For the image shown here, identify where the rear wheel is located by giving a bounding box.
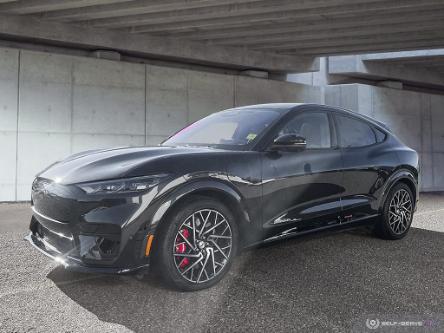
[155,196,238,291]
[376,183,414,240]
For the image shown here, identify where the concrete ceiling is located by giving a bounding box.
[0,0,444,72]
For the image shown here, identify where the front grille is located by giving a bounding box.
[31,178,77,223]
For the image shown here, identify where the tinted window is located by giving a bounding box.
[336,115,376,148]
[163,108,280,148]
[278,112,331,149]
[375,128,387,143]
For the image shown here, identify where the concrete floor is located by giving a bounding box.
[0,194,443,332]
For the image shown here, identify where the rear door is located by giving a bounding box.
[333,113,388,222]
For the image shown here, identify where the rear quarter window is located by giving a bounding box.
[374,128,387,143]
[335,115,377,148]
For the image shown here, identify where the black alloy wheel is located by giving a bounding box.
[376,183,414,240]
[154,196,239,291]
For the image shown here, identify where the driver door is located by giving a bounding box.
[261,108,344,240]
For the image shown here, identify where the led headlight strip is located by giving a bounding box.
[77,174,169,194]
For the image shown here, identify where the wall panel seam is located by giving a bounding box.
[69,60,74,154]
[14,50,21,201]
[144,65,147,145]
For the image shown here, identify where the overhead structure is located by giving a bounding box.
[361,50,444,76]
[0,0,444,72]
[328,49,444,90]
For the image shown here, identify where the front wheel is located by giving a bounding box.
[155,196,239,291]
[376,183,414,240]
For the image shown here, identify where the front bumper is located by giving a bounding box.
[25,232,149,274]
[27,176,159,274]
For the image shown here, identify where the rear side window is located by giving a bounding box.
[335,115,376,148]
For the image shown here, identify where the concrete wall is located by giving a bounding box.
[0,47,321,201]
[325,84,444,191]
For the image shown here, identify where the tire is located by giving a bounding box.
[154,195,239,291]
[376,183,414,240]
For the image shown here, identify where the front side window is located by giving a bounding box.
[162,108,280,149]
[335,115,376,148]
[277,112,331,149]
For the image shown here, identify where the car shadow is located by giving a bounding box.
[48,227,444,332]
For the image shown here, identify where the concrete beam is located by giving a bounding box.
[361,51,444,74]
[0,0,133,14]
[284,39,444,56]
[127,0,443,33]
[328,54,444,88]
[41,0,262,21]
[0,14,318,73]
[88,0,393,28]
[163,9,444,41]
[253,30,444,51]
[211,20,444,46]
[361,49,444,62]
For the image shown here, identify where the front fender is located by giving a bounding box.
[147,176,252,235]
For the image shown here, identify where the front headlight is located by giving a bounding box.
[76,174,169,195]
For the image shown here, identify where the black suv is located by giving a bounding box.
[27,103,419,290]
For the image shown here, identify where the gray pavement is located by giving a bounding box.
[0,194,443,332]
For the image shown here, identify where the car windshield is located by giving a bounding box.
[162,108,281,149]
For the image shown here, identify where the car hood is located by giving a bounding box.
[37,145,225,185]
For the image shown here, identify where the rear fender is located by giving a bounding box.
[378,169,418,213]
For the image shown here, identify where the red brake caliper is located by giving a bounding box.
[176,228,190,269]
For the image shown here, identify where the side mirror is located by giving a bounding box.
[271,134,306,151]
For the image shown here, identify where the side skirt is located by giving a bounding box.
[246,214,380,248]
